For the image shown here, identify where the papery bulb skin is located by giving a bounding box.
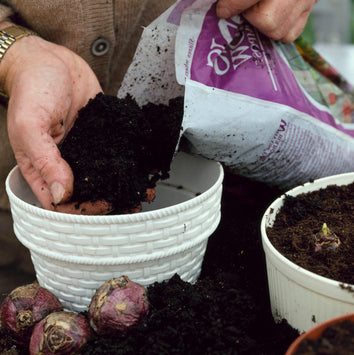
[29,311,94,355]
[88,275,149,335]
[0,282,63,344]
[312,223,341,252]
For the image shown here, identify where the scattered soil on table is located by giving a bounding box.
[0,172,301,354]
[59,93,183,214]
[266,181,354,284]
[0,92,316,354]
[294,319,354,354]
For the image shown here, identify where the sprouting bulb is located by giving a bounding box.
[312,223,341,252]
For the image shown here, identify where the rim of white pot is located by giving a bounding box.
[261,172,354,301]
[6,152,224,224]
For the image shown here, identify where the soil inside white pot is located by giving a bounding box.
[266,181,354,285]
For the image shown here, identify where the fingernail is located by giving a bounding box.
[50,181,65,205]
[217,6,232,18]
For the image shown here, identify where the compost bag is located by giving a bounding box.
[118,0,354,190]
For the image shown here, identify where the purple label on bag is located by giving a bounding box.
[188,3,353,136]
[190,6,281,99]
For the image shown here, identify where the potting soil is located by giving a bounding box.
[267,182,354,285]
[0,94,304,354]
[59,93,183,213]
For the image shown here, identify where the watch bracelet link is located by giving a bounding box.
[0,25,37,99]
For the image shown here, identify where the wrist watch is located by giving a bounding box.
[0,25,37,98]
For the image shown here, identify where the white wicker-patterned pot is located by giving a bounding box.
[6,152,223,312]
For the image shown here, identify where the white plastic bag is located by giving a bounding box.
[119,0,354,189]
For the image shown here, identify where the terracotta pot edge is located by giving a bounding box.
[285,313,354,354]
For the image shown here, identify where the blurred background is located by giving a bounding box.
[302,0,353,44]
[301,0,354,84]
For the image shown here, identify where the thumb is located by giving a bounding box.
[15,135,74,210]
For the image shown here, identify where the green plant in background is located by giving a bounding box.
[301,14,316,45]
[351,0,354,42]
[300,1,354,44]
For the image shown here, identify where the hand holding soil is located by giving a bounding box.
[1,31,103,211]
[0,21,182,216]
[58,93,183,215]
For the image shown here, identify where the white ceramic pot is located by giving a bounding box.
[261,172,354,333]
[6,152,223,312]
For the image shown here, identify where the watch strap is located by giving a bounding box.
[0,25,37,99]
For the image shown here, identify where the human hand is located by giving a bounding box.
[0,25,103,212]
[1,24,157,215]
[216,0,317,43]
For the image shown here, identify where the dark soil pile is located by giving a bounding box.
[267,182,354,284]
[142,98,184,179]
[294,319,354,354]
[0,173,301,355]
[59,93,183,213]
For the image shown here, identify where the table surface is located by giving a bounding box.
[314,43,354,86]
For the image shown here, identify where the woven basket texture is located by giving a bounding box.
[11,187,221,263]
[32,240,208,312]
[6,153,223,312]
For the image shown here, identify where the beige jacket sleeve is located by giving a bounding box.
[109,0,175,94]
[0,0,175,92]
[0,4,13,22]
